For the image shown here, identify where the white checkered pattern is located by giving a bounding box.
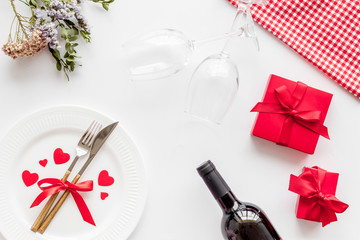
[227,0,360,99]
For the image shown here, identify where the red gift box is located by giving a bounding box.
[251,74,333,154]
[289,166,348,227]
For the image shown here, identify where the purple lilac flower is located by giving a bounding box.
[75,12,91,33]
[47,1,75,20]
[49,0,63,10]
[38,22,59,49]
[31,1,91,47]
[34,8,43,18]
[31,8,44,29]
[47,0,82,21]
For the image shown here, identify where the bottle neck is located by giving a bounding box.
[197,160,242,213]
[218,191,239,213]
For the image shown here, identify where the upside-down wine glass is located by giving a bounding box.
[122,0,267,81]
[185,0,267,124]
[122,29,243,81]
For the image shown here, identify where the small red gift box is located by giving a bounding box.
[251,74,333,154]
[289,166,348,227]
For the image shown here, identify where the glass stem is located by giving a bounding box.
[221,8,247,56]
[192,28,245,49]
[191,7,250,55]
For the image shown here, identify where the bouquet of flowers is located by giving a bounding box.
[2,0,113,80]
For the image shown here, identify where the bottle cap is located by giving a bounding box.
[197,160,216,177]
[197,160,231,199]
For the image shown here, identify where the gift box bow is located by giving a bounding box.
[289,166,349,227]
[251,81,329,146]
[31,178,95,226]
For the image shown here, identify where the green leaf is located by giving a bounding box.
[73,28,79,36]
[42,0,51,5]
[70,62,75,72]
[50,48,61,61]
[29,0,39,7]
[56,61,62,71]
[61,27,71,39]
[32,0,39,6]
[102,3,109,10]
[65,43,71,52]
[66,56,75,62]
[64,20,76,28]
[68,35,78,42]
[69,46,75,54]
[80,31,91,43]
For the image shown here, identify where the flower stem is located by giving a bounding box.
[10,0,29,39]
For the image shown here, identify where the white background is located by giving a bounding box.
[0,0,359,239]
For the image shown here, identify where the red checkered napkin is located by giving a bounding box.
[228,0,360,99]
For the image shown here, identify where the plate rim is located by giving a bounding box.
[0,105,148,240]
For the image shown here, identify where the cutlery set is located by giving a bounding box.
[30,120,118,234]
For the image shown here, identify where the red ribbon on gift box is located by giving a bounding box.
[31,178,95,226]
[251,82,329,146]
[289,166,348,227]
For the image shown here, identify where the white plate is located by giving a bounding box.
[0,106,147,240]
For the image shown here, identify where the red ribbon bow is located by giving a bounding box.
[251,82,329,146]
[289,167,348,227]
[31,178,96,226]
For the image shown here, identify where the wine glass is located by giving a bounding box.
[122,0,267,81]
[122,29,194,81]
[122,0,267,122]
[185,1,267,124]
[184,52,239,124]
[121,0,263,81]
[123,27,249,81]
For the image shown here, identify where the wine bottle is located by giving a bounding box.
[197,160,282,240]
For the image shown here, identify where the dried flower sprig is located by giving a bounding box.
[3,0,114,80]
[2,0,47,59]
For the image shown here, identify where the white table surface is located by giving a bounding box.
[0,0,359,239]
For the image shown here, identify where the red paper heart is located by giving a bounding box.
[53,148,70,165]
[22,170,39,187]
[100,192,109,200]
[39,159,48,167]
[98,170,114,186]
